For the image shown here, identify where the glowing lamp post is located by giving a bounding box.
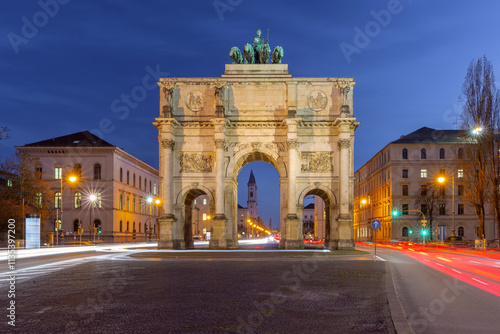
[89,194,97,243]
[438,169,455,244]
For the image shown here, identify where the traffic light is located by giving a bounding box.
[98,226,102,234]
[421,229,427,236]
[392,208,399,217]
[409,229,413,235]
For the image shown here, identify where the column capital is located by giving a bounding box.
[287,139,300,150]
[337,138,351,149]
[214,138,225,149]
[160,139,175,150]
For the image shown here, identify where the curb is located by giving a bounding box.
[385,261,414,334]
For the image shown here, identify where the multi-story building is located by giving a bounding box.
[354,127,495,243]
[16,131,159,243]
[302,197,326,239]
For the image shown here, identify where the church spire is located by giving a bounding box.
[248,169,256,185]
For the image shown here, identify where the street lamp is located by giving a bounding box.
[57,169,77,246]
[89,194,97,243]
[438,168,455,244]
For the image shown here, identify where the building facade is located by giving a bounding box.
[354,127,496,243]
[16,131,159,243]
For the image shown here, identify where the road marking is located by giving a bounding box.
[375,255,385,261]
[472,278,489,285]
[435,262,444,267]
[470,261,482,264]
[452,257,461,260]
[420,252,428,255]
[452,269,462,274]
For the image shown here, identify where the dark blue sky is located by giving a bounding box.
[2,0,500,227]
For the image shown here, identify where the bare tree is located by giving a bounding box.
[0,126,9,142]
[459,56,500,242]
[414,182,442,240]
[0,152,55,236]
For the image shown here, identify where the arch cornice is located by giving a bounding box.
[175,183,215,205]
[297,183,337,206]
[230,145,286,179]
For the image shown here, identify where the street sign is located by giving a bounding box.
[371,219,381,230]
[88,225,93,230]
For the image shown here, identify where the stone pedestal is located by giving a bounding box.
[209,216,227,248]
[158,215,184,249]
[340,105,350,117]
[280,215,304,249]
[215,105,225,118]
[162,105,172,118]
[334,215,354,250]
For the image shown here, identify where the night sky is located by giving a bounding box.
[2,0,500,227]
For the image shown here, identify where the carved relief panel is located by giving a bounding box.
[300,152,333,172]
[179,152,213,173]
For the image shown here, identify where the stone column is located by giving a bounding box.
[214,138,225,217]
[338,138,350,218]
[158,138,180,249]
[336,137,354,249]
[287,139,299,216]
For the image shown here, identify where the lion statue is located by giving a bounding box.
[229,47,244,64]
[257,44,271,64]
[243,43,255,64]
[271,46,284,64]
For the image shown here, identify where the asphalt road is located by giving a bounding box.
[1,250,395,334]
[358,245,500,334]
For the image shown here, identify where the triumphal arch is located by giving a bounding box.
[155,35,358,250]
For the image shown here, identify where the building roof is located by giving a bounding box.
[391,127,464,144]
[303,203,315,209]
[238,204,246,209]
[248,169,256,184]
[23,131,115,147]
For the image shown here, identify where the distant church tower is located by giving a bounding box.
[247,170,258,218]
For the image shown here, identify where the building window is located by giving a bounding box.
[54,166,62,180]
[402,169,408,178]
[139,223,142,233]
[420,169,427,178]
[120,168,123,182]
[457,226,464,237]
[127,171,130,185]
[74,192,82,208]
[35,165,43,179]
[120,220,123,232]
[421,185,427,196]
[94,193,102,208]
[154,183,157,195]
[55,192,61,209]
[93,164,101,180]
[421,204,427,215]
[457,204,464,215]
[421,148,426,159]
[150,181,152,193]
[133,198,136,212]
[74,219,80,232]
[458,185,464,196]
[74,164,81,177]
[127,221,130,232]
[144,178,147,190]
[402,148,408,160]
[127,196,130,211]
[439,203,446,215]
[203,213,207,221]
[458,148,464,159]
[133,173,136,187]
[119,194,123,210]
[439,148,445,159]
[34,192,42,208]
[133,222,136,233]
[402,185,408,196]
[203,198,207,205]
[139,176,142,189]
[458,169,463,178]
[402,204,408,215]
[402,227,409,237]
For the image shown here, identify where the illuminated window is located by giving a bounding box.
[34,192,42,208]
[457,169,463,178]
[420,169,427,178]
[154,183,157,195]
[127,196,130,211]
[203,198,207,205]
[54,166,62,180]
[119,194,123,210]
[203,213,207,220]
[74,192,82,208]
[94,193,102,208]
[55,192,61,209]
[133,198,136,212]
